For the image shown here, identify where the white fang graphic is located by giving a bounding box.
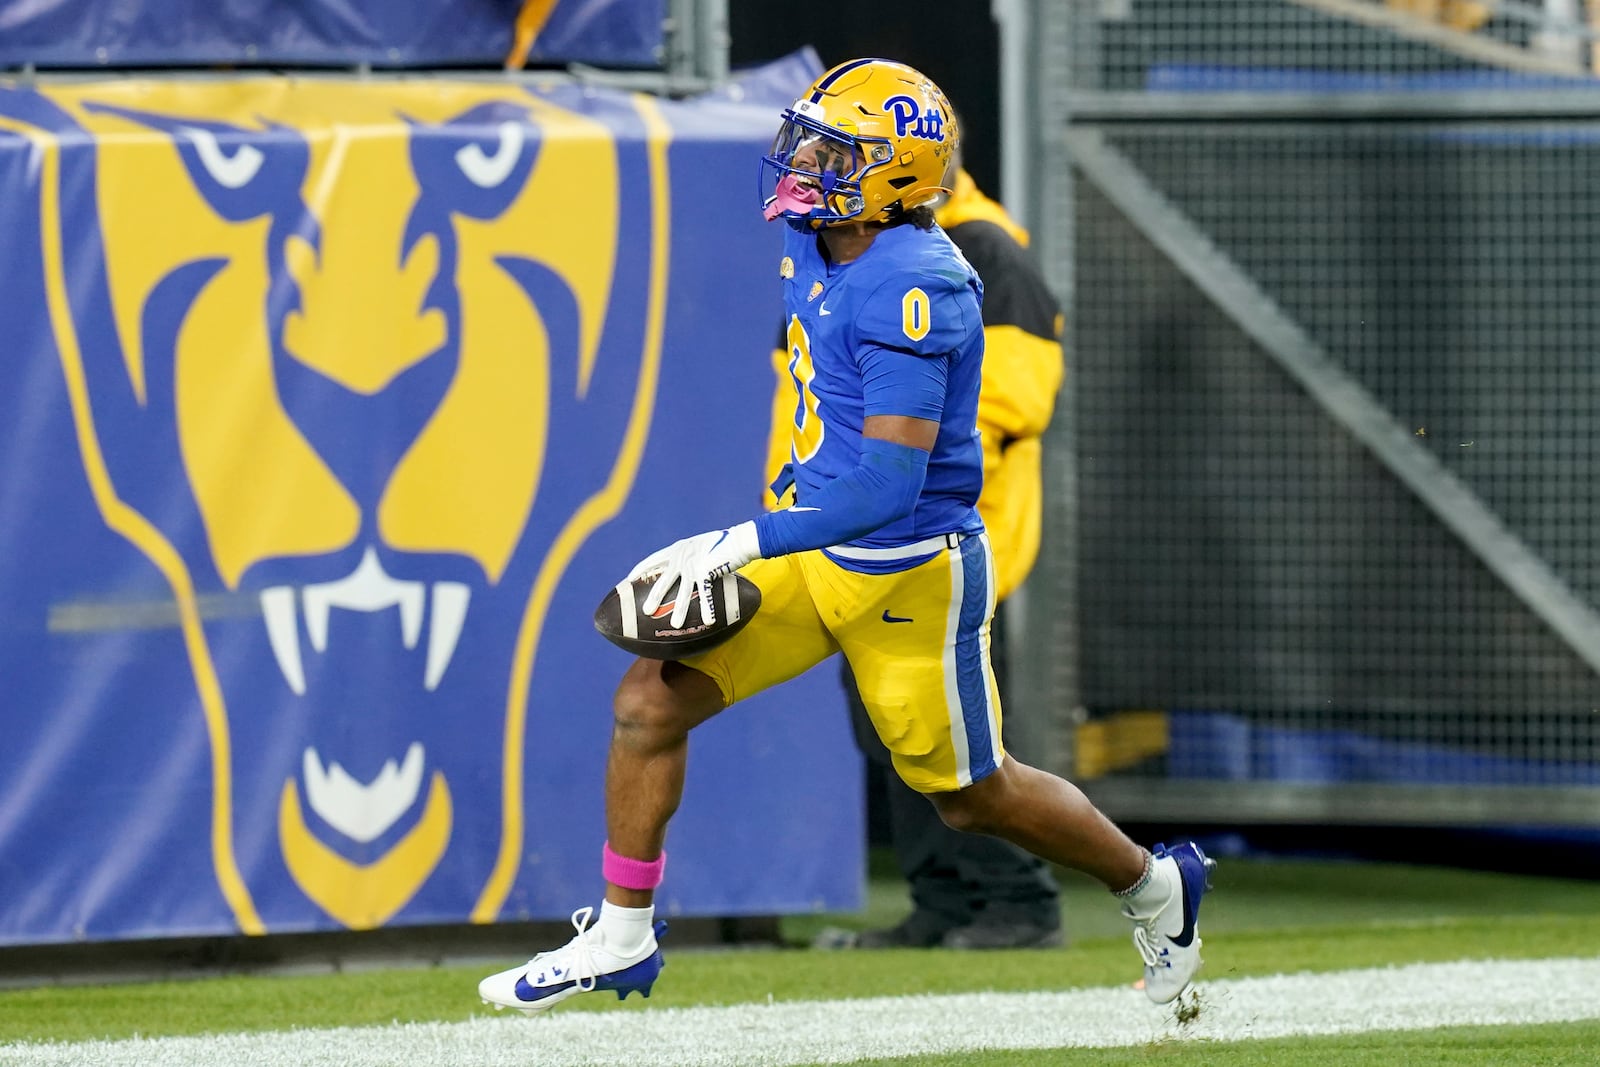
[260,586,306,695]
[259,546,470,693]
[302,742,426,843]
[425,582,471,691]
[303,547,424,654]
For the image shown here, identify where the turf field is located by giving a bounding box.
[2,856,1599,1065]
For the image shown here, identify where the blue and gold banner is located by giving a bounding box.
[0,0,663,69]
[0,70,858,944]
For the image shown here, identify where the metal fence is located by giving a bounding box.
[1013,0,1600,827]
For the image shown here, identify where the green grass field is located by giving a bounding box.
[3,855,1600,1065]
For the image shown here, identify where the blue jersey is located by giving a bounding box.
[777,221,986,571]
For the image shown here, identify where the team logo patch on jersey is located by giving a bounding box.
[883,93,947,143]
[780,256,794,279]
[808,280,824,302]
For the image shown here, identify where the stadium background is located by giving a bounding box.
[1,0,1598,968]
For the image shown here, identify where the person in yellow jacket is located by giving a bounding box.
[764,167,1067,949]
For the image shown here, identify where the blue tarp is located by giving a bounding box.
[1170,711,1600,787]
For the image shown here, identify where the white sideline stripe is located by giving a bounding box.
[6,956,1600,1067]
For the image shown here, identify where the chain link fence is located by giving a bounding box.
[1020,0,1600,825]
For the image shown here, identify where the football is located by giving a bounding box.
[593,571,762,660]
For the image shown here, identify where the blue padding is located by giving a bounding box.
[1146,64,1596,93]
[709,48,825,107]
[0,60,865,946]
[1427,128,1600,146]
[1169,710,1600,787]
[0,0,665,68]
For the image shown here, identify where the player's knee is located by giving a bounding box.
[612,663,690,743]
[928,766,1017,836]
[928,789,1001,836]
[612,659,716,747]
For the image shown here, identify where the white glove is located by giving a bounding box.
[627,521,762,629]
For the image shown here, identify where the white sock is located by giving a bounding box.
[1118,852,1178,918]
[595,900,654,955]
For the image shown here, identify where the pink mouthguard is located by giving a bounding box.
[763,173,821,220]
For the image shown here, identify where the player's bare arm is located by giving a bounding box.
[863,413,938,451]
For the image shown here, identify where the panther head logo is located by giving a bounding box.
[0,81,669,931]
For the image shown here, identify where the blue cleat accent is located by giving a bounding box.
[480,913,669,1015]
[1159,842,1213,949]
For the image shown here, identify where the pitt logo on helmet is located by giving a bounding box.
[760,58,960,228]
[883,94,946,143]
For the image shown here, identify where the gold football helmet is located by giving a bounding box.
[761,58,960,227]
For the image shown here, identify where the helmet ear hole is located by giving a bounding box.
[887,175,918,189]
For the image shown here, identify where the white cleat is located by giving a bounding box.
[1123,841,1216,1005]
[478,906,668,1016]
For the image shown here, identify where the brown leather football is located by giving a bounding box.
[593,571,762,659]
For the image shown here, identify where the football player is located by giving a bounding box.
[479,58,1213,1014]
[786,156,1069,952]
